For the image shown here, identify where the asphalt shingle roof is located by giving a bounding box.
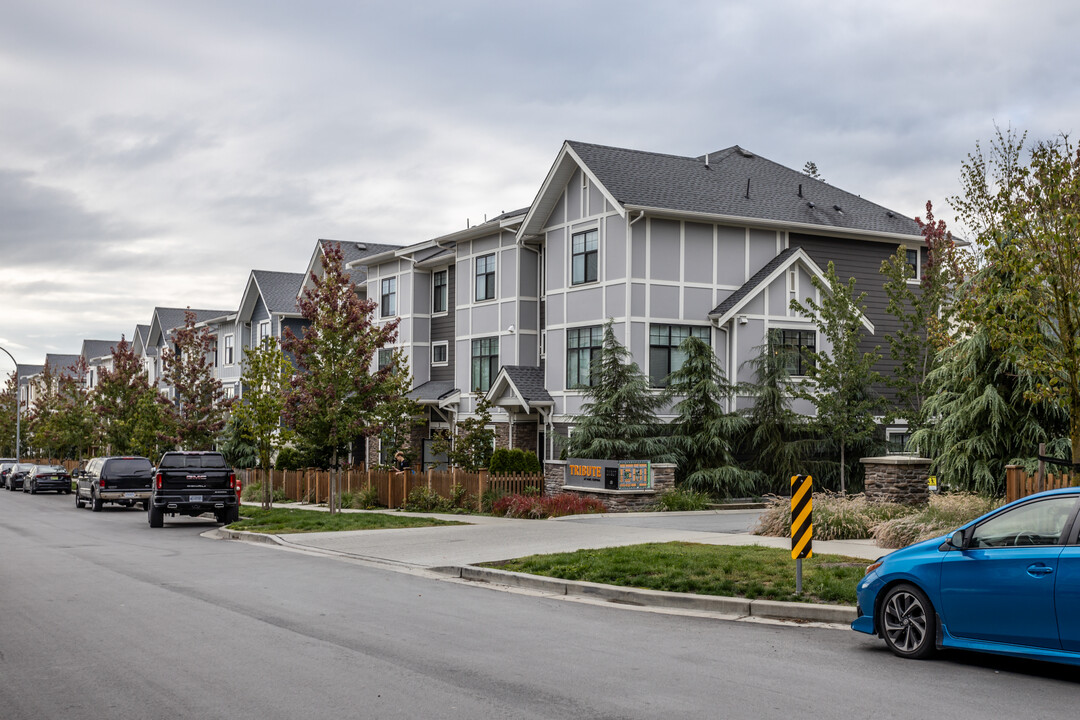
[567,141,922,238]
[251,270,305,314]
[81,339,119,361]
[501,365,553,405]
[44,354,80,377]
[710,246,799,318]
[407,380,459,404]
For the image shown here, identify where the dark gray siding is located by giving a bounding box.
[281,318,308,367]
[430,265,455,382]
[790,233,925,407]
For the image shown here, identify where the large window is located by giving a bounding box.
[769,328,816,377]
[433,270,448,314]
[381,277,397,317]
[571,229,598,285]
[649,325,710,387]
[567,326,603,388]
[475,254,495,301]
[471,337,499,392]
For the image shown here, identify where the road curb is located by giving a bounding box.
[433,565,856,624]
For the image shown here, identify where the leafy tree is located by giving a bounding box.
[431,392,496,472]
[565,320,667,461]
[662,336,757,497]
[93,337,164,458]
[283,243,399,512]
[233,337,294,508]
[0,372,17,457]
[371,348,424,469]
[952,128,1080,467]
[910,327,1069,495]
[27,363,64,458]
[791,261,883,493]
[54,357,95,460]
[159,310,232,449]
[879,201,969,433]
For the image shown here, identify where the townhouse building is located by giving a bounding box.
[357,140,926,465]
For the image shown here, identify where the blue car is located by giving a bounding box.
[852,487,1080,666]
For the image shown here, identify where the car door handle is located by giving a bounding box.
[1027,564,1054,577]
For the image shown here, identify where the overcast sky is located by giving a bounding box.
[2,0,1079,368]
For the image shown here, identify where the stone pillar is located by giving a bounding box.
[860,456,932,505]
[544,460,566,496]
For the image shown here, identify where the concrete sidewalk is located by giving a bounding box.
[218,506,887,625]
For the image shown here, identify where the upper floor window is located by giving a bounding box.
[906,248,920,282]
[433,270,448,314]
[567,326,603,388]
[224,335,235,365]
[571,229,599,285]
[377,348,394,371]
[381,277,397,317]
[471,337,498,392]
[257,320,271,346]
[768,328,816,377]
[432,342,448,366]
[475,254,495,301]
[649,325,710,387]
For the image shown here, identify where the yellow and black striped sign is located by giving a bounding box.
[791,474,813,559]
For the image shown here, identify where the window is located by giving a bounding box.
[433,270,448,314]
[886,429,910,454]
[475,254,495,301]
[381,277,397,317]
[471,337,498,392]
[970,497,1078,548]
[432,342,448,366]
[567,326,603,388]
[224,335,234,365]
[906,248,920,282]
[571,229,598,285]
[211,339,218,368]
[377,348,394,371]
[650,325,710,387]
[257,320,271,346]
[769,328,816,377]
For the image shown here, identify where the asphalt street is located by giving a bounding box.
[2,490,1078,720]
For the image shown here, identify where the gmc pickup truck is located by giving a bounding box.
[148,451,240,528]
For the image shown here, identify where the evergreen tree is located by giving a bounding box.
[283,243,399,512]
[234,336,294,508]
[662,336,756,497]
[219,414,259,470]
[371,348,424,468]
[159,310,232,449]
[791,261,882,493]
[565,320,666,461]
[93,337,164,458]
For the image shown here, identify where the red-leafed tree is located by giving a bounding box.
[94,337,165,458]
[283,243,399,513]
[159,310,232,450]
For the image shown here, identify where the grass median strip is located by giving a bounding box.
[230,506,466,534]
[485,542,867,605]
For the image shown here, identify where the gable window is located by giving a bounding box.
[768,328,816,377]
[475,254,495,301]
[432,342,448,366]
[257,320,271,346]
[567,325,603,388]
[571,229,599,285]
[650,325,710,387]
[381,277,397,317]
[433,270,448,314]
[471,337,498,392]
[224,335,234,365]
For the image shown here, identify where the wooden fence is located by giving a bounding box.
[237,467,544,510]
[1005,465,1077,503]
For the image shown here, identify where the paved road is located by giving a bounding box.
[2,490,1078,720]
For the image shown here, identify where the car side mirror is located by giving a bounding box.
[947,530,967,550]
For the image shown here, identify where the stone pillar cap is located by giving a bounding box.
[860,455,932,465]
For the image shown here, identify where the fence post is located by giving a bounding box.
[1005,465,1022,504]
[478,469,488,512]
[1038,443,1046,494]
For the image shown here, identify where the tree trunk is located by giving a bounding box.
[840,441,846,495]
[262,465,271,510]
[330,448,338,514]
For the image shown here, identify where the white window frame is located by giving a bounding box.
[475,254,496,303]
[257,320,271,346]
[431,342,449,366]
[224,334,235,365]
[905,247,921,285]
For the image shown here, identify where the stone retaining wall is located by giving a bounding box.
[543,460,675,512]
[861,456,932,505]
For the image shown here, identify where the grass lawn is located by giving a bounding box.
[230,506,466,534]
[487,542,868,605]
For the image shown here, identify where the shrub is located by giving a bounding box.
[241,481,288,504]
[489,448,542,475]
[656,489,712,511]
[403,486,453,513]
[753,492,912,541]
[872,493,1002,548]
[492,492,606,519]
[274,446,304,471]
[340,486,382,510]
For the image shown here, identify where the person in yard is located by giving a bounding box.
[393,451,410,475]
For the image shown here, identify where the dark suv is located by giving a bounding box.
[149,451,240,528]
[76,456,154,511]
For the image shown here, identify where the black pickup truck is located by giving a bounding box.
[148,451,240,528]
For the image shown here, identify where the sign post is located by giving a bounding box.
[790,474,813,596]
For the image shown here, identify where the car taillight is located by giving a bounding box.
[230,472,239,497]
[99,478,105,489]
[156,473,162,489]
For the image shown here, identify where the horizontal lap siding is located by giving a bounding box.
[430,266,456,382]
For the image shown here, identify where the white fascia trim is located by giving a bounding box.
[622,204,924,246]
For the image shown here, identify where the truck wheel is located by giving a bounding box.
[91,492,103,512]
[148,505,164,528]
[75,491,86,509]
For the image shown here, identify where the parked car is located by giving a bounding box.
[6,463,34,491]
[0,461,16,487]
[75,456,154,511]
[148,451,240,528]
[852,487,1080,667]
[24,465,72,494]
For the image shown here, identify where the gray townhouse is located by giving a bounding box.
[355,140,925,465]
[21,354,81,413]
[145,307,234,397]
[79,339,121,393]
[130,324,153,381]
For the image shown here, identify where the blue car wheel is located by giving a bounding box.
[880,583,937,659]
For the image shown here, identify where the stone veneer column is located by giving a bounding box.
[860,456,932,505]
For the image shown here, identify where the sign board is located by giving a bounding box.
[566,459,652,491]
[790,474,813,560]
[928,475,938,492]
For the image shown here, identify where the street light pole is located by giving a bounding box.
[0,345,19,462]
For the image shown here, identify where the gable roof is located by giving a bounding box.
[80,339,120,362]
[147,307,234,347]
[485,365,553,413]
[520,140,923,242]
[239,270,305,320]
[407,380,460,407]
[301,240,403,291]
[708,246,874,333]
[43,353,81,377]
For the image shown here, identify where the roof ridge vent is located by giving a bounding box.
[356,243,367,251]
[735,146,755,158]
